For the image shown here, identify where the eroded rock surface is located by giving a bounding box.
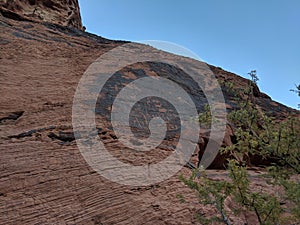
[0,0,84,30]
[0,2,299,225]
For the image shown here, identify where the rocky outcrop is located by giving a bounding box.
[0,3,299,224]
[0,0,84,30]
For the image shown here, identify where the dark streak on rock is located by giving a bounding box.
[48,131,75,142]
[0,8,32,22]
[0,111,24,123]
[8,125,56,139]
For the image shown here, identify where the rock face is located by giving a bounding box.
[0,2,299,225]
[0,0,84,30]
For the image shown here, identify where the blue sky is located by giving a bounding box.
[78,0,300,109]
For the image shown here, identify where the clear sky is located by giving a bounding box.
[78,0,300,109]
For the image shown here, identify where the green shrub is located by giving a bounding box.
[180,71,300,224]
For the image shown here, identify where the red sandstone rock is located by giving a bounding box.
[0,0,84,30]
[0,1,299,224]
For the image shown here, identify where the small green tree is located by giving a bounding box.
[180,160,283,225]
[290,84,300,108]
[290,84,300,97]
[180,71,300,224]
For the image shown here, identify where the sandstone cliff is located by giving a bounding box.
[0,0,84,30]
[0,1,299,224]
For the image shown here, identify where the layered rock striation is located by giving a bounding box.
[0,0,84,30]
[0,1,299,224]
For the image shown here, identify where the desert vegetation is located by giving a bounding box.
[180,71,300,224]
